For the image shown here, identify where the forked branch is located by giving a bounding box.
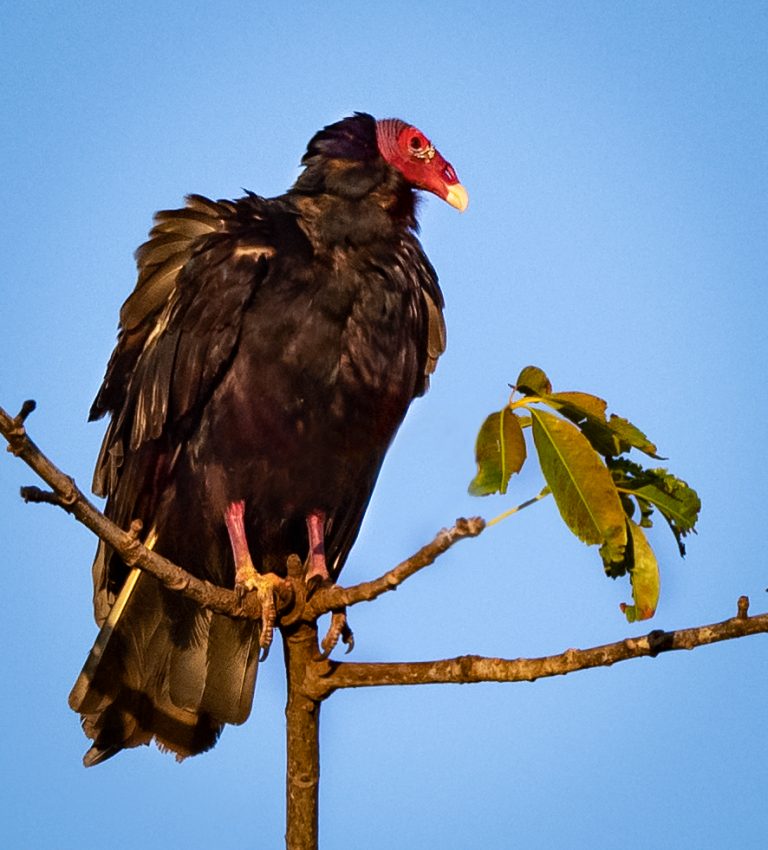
[3,398,768,702]
[0,400,480,627]
[5,398,768,850]
[306,515,485,617]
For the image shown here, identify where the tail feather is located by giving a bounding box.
[199,613,260,724]
[70,568,259,765]
[168,607,260,724]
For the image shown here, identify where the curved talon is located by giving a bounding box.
[320,608,353,658]
[341,620,355,654]
[256,579,276,659]
[258,637,272,663]
[235,570,285,659]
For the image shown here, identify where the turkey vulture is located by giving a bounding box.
[69,112,467,765]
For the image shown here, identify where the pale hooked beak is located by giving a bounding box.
[444,182,469,212]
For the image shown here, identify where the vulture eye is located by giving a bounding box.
[406,131,435,161]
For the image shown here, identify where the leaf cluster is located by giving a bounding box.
[469,366,701,622]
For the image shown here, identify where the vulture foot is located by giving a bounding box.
[244,571,287,660]
[320,608,354,658]
[303,510,354,656]
[226,499,285,659]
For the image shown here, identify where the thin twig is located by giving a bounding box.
[486,486,550,527]
[306,516,486,617]
[20,485,67,506]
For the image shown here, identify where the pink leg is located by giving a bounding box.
[224,500,258,588]
[223,500,285,657]
[304,509,355,657]
[305,509,329,582]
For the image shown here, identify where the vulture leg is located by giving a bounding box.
[305,510,355,657]
[224,500,284,658]
[305,509,329,582]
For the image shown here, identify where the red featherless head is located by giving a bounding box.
[375,119,468,212]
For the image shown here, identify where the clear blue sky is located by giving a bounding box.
[2,2,767,848]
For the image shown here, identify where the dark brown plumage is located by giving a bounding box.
[69,112,466,765]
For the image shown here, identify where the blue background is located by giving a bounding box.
[1,2,766,848]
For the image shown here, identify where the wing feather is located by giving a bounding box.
[90,193,277,628]
[93,194,274,475]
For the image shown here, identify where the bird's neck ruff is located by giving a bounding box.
[290,162,418,248]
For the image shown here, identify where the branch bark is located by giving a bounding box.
[0,402,285,621]
[1,400,481,629]
[306,516,485,617]
[305,596,767,699]
[283,624,322,850]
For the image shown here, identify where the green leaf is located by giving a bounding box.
[542,393,659,459]
[630,475,700,556]
[608,458,700,556]
[469,409,527,496]
[530,408,627,562]
[606,415,661,458]
[546,391,608,421]
[620,521,660,622]
[549,393,622,457]
[515,366,552,397]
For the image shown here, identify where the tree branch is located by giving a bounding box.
[283,623,322,850]
[2,401,474,629]
[0,401,284,621]
[304,597,768,699]
[306,516,485,617]
[5,400,768,713]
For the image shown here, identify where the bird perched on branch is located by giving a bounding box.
[69,112,467,765]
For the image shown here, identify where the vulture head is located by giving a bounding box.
[295,112,468,215]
